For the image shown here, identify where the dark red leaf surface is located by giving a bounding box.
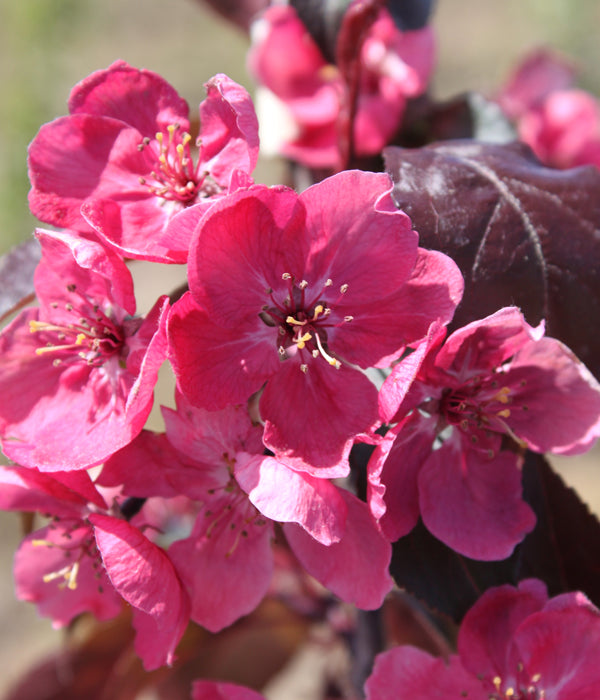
[0,238,40,322]
[384,141,600,379]
[390,452,600,622]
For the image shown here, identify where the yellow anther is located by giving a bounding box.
[282,272,292,280]
[182,132,192,147]
[325,279,333,286]
[167,124,176,137]
[286,315,305,326]
[155,132,164,143]
[531,674,541,683]
[340,284,349,293]
[315,333,340,368]
[494,386,511,404]
[176,144,184,157]
[493,677,502,690]
[75,333,86,345]
[311,305,324,320]
[66,561,80,590]
[31,539,54,547]
[295,332,312,349]
[497,408,511,418]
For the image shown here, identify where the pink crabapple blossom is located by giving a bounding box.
[28,61,259,263]
[497,48,600,170]
[364,579,600,700]
[167,169,464,470]
[0,464,190,670]
[97,390,394,632]
[369,307,600,560]
[0,229,169,471]
[247,4,435,169]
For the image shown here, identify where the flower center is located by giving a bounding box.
[32,520,105,594]
[441,376,512,432]
[487,671,545,699]
[29,283,125,367]
[259,272,354,373]
[137,123,221,205]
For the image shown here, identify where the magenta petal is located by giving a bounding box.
[510,599,600,698]
[419,436,536,560]
[14,522,122,628]
[168,292,278,409]
[506,336,600,455]
[163,392,263,466]
[458,579,548,680]
[168,510,274,632]
[234,453,347,544]
[378,322,445,422]
[0,466,105,516]
[435,307,542,379]
[187,185,304,323]
[284,490,393,609]
[28,115,149,231]
[35,228,136,316]
[199,74,260,183]
[192,681,266,700]
[68,60,190,136]
[81,198,181,263]
[98,431,182,498]
[91,513,189,669]
[158,201,213,261]
[261,361,379,469]
[365,647,485,700]
[367,413,434,541]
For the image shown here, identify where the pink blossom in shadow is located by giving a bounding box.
[0,464,189,670]
[497,48,600,170]
[97,391,394,630]
[248,4,434,169]
[365,579,600,699]
[370,307,600,559]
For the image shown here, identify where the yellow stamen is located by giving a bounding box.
[295,332,312,349]
[314,333,340,368]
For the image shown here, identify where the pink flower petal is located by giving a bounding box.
[68,59,190,136]
[261,360,379,469]
[91,513,190,669]
[168,506,274,632]
[365,646,485,700]
[418,436,536,560]
[234,453,347,544]
[284,489,393,609]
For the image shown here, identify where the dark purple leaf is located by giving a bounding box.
[291,0,352,62]
[384,141,600,379]
[387,0,436,30]
[0,238,40,321]
[390,452,600,622]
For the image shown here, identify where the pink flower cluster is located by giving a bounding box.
[1,19,600,691]
[248,4,435,169]
[497,48,600,170]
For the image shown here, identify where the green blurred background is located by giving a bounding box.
[1,0,599,256]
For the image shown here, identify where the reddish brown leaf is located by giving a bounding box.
[385,141,600,379]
